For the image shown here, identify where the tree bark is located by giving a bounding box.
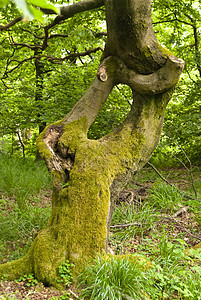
[0,0,184,287]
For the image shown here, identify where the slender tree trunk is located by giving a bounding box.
[0,0,184,287]
[34,50,47,160]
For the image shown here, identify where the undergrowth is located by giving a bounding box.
[0,154,51,209]
[0,157,201,299]
[0,155,52,262]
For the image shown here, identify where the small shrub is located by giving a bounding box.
[15,274,38,287]
[57,260,73,287]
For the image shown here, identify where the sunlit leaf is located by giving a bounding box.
[27,0,60,14]
[29,4,44,22]
[0,0,9,8]
[13,0,34,20]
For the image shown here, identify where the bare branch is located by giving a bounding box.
[37,47,103,62]
[45,0,105,31]
[21,29,69,40]
[2,47,103,78]
[2,57,34,78]
[172,206,189,218]
[84,26,107,37]
[10,42,43,50]
[153,18,194,27]
[165,132,198,199]
[49,33,69,39]
[147,162,172,186]
[21,28,44,40]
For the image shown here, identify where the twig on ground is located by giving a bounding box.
[147,162,172,186]
[172,206,189,218]
[110,222,142,229]
[68,289,80,299]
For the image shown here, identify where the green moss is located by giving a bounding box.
[154,41,173,57]
[58,117,88,153]
[0,245,34,281]
[36,119,65,161]
[105,253,152,271]
[57,121,144,276]
[0,114,146,287]
[193,242,201,250]
[36,129,53,161]
[143,41,173,62]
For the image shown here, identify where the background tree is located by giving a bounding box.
[0,0,184,287]
[0,0,106,156]
[151,0,201,165]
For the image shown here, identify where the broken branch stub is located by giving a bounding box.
[97,65,108,82]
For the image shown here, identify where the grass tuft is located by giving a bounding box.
[78,255,150,300]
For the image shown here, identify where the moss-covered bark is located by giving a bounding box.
[0,0,185,288]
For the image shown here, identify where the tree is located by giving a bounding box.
[0,1,106,156]
[0,0,184,287]
[150,0,201,165]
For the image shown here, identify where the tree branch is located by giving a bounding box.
[0,16,22,31]
[120,55,185,95]
[147,162,172,186]
[45,0,105,31]
[153,18,193,27]
[2,47,103,78]
[10,42,43,50]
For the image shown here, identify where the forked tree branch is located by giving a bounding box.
[2,47,103,78]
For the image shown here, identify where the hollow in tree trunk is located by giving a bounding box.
[0,0,184,287]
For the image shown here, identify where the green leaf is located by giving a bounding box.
[29,4,44,22]
[13,0,34,20]
[27,0,60,14]
[0,0,9,8]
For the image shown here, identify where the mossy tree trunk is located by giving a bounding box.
[0,0,184,287]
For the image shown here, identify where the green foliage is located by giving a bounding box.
[15,273,38,287]
[0,154,51,262]
[57,260,73,287]
[88,85,132,139]
[0,0,59,21]
[78,255,150,300]
[78,241,201,300]
[50,292,71,300]
[149,182,183,213]
[151,0,201,166]
[147,237,201,299]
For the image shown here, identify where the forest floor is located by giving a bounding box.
[0,166,201,299]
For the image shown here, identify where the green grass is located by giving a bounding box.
[149,182,183,213]
[0,155,52,262]
[0,154,51,209]
[0,156,201,299]
[0,196,51,262]
[78,241,201,300]
[111,201,159,242]
[78,255,151,300]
